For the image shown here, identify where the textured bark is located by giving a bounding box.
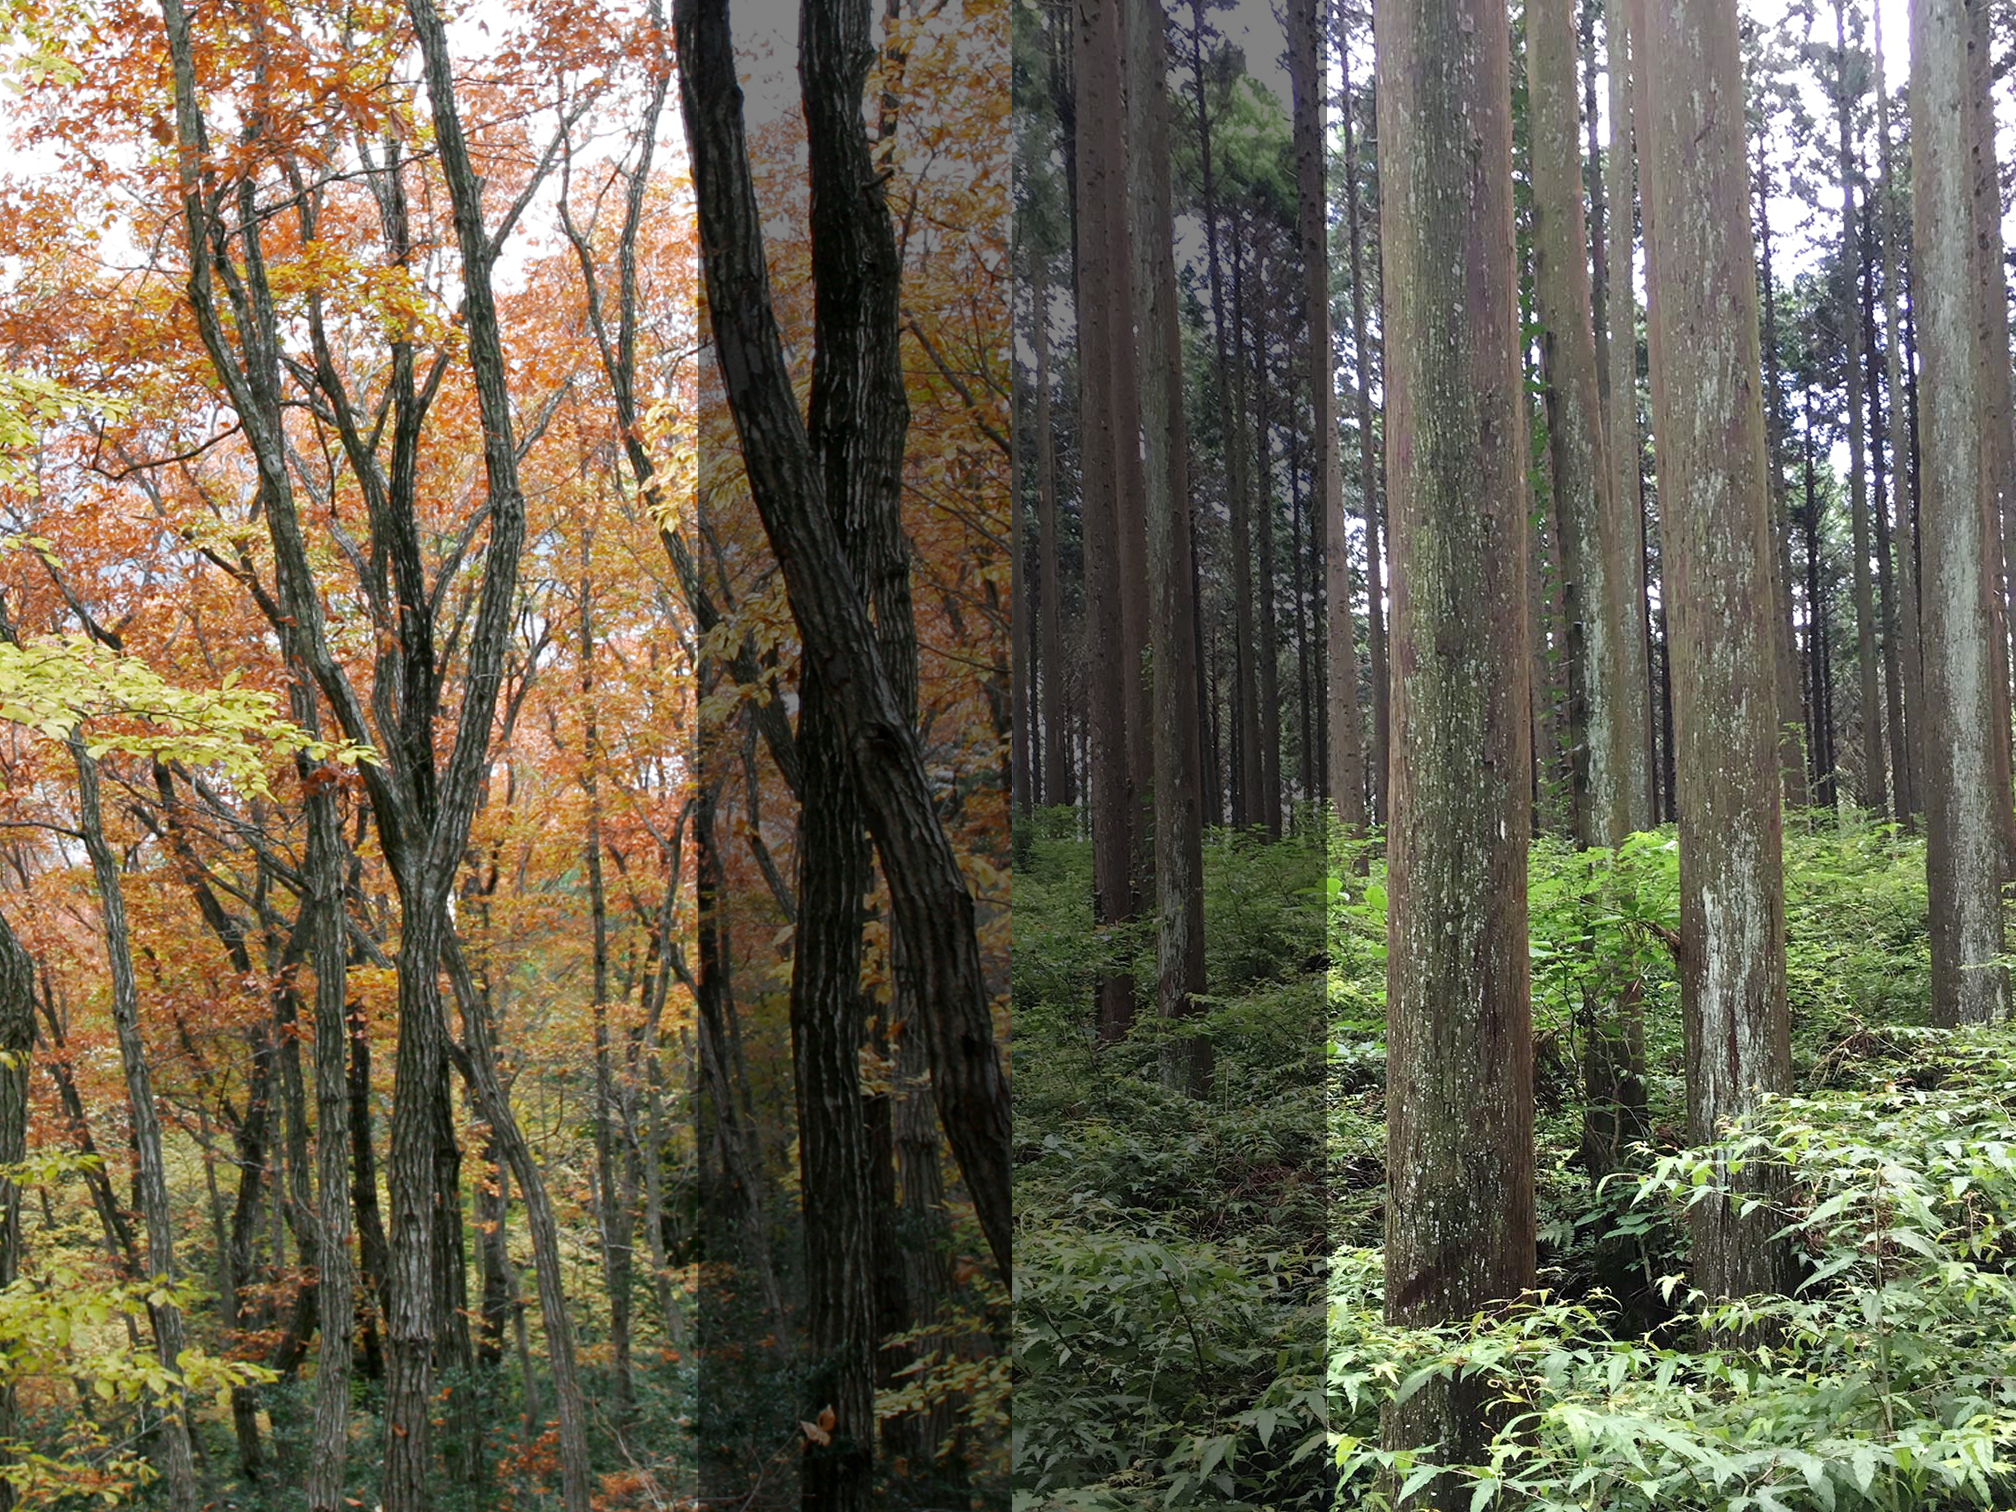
[1312,10,1367,838]
[1872,0,1922,824]
[1341,28,1389,825]
[1756,153,1810,811]
[1915,0,2011,1024]
[1531,0,1627,847]
[1640,0,1795,1299]
[1076,0,1141,1036]
[1253,312,1285,840]
[73,746,199,1510]
[1127,0,1211,1092]
[1035,263,1073,809]
[1965,0,2016,868]
[1865,225,1910,827]
[1229,236,1265,827]
[674,0,1012,1278]
[1375,0,1536,1480]
[0,906,30,1512]
[1835,2,1886,815]
[1603,0,1656,830]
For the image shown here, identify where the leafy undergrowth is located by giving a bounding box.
[1332,1019,2016,1510]
[1016,811,2016,1511]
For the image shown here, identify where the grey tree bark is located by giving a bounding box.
[1640,0,1796,1298]
[1915,0,2011,1024]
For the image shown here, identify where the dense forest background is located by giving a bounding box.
[1012,0,2016,1502]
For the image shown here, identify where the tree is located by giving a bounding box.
[1530,0,1627,846]
[1640,0,1794,1299]
[1376,0,1536,1480]
[1311,0,1367,838]
[673,0,1012,1298]
[1913,0,2010,1025]
[1832,0,1885,816]
[1128,0,1210,1092]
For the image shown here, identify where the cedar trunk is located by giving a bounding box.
[1375,0,1537,1483]
[1640,0,1795,1299]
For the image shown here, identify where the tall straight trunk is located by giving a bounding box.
[1640,0,1794,1299]
[1756,152,1810,810]
[0,908,31,1512]
[1836,0,1886,814]
[72,746,199,1511]
[1128,0,1212,1092]
[1914,0,2010,1023]
[1965,0,2016,869]
[1375,0,1536,1479]
[1229,234,1264,826]
[1805,399,1838,806]
[1865,218,1910,823]
[1873,0,1922,824]
[1602,0,1656,832]
[1078,0,1141,1038]
[1292,430,1317,806]
[348,999,389,1382]
[580,591,638,1434]
[1341,28,1389,824]
[1035,263,1073,809]
[1253,316,1285,840]
[1531,0,1628,846]
[1313,25,1368,840]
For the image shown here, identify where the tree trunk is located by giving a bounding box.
[1229,233,1264,827]
[1756,151,1810,810]
[1603,0,1656,830]
[1035,261,1073,810]
[1640,0,1795,1299]
[1865,216,1910,826]
[1872,0,1923,825]
[1915,0,2011,1024]
[1968,0,2016,871]
[1341,26,1389,825]
[1129,0,1212,1092]
[1313,13,1368,839]
[1077,0,1142,1037]
[675,0,1013,1278]
[1836,0,1886,815]
[1532,0,1628,847]
[0,907,31,1512]
[1375,0,1536,1482]
[72,746,200,1511]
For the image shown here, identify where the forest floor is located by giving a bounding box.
[1012,811,2016,1511]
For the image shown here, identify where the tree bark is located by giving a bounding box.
[673,0,1012,1278]
[1836,0,1886,815]
[1340,23,1389,826]
[1375,0,1536,1480]
[72,745,199,1511]
[0,906,31,1512]
[1872,0,1923,824]
[1128,0,1212,1092]
[1640,0,1795,1300]
[1532,0,1629,847]
[1915,0,2011,1024]
[1756,149,1810,811]
[1311,9,1367,839]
